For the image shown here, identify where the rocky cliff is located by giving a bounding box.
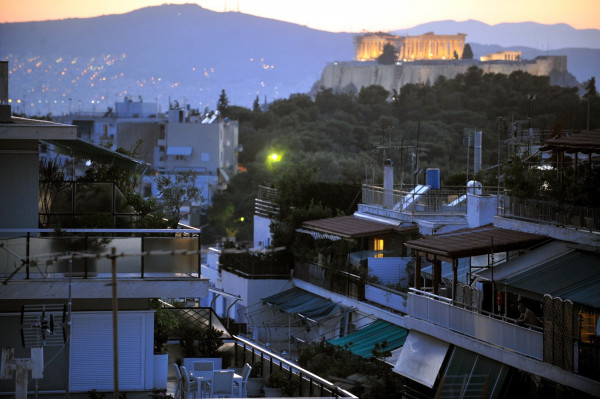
[312,57,578,96]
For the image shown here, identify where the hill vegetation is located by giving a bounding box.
[203,67,599,242]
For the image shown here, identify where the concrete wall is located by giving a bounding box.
[0,140,39,229]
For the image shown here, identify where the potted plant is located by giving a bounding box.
[180,325,225,370]
[152,300,179,389]
[264,370,299,397]
[246,361,264,397]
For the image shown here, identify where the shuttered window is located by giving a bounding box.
[70,311,152,391]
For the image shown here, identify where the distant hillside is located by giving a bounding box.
[0,4,354,115]
[393,20,600,50]
[0,6,597,116]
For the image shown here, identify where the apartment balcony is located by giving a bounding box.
[0,229,208,301]
[406,288,543,360]
[497,195,600,232]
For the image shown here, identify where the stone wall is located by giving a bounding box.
[313,56,572,96]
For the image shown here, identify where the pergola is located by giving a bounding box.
[404,225,548,298]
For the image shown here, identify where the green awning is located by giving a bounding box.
[327,319,408,358]
[503,249,600,308]
[262,288,344,322]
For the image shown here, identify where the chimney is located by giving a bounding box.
[0,61,11,122]
[384,159,394,208]
[474,130,482,174]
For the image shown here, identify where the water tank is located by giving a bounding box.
[467,180,483,195]
[426,168,440,189]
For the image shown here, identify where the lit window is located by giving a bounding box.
[374,239,384,258]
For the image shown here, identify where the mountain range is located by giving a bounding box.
[0,4,598,116]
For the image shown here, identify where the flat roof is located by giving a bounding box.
[300,215,417,240]
[404,224,549,259]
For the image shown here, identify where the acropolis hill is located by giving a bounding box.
[312,32,575,96]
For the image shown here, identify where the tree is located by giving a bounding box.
[155,171,203,228]
[252,95,261,113]
[377,43,398,65]
[461,43,474,60]
[583,77,598,98]
[217,89,230,116]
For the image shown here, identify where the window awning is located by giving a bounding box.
[475,240,571,282]
[262,287,346,322]
[327,319,408,358]
[503,248,600,308]
[393,331,450,388]
[166,146,192,156]
[43,138,146,170]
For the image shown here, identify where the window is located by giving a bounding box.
[374,238,384,258]
[201,152,210,162]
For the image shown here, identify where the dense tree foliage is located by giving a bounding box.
[205,67,597,242]
[377,43,398,65]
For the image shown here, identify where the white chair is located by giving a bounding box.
[209,370,234,398]
[180,365,198,399]
[233,363,252,398]
[192,361,214,397]
[171,363,183,399]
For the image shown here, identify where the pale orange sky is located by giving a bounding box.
[0,0,599,31]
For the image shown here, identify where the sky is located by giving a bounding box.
[1,0,599,31]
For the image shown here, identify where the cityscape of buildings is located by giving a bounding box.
[0,17,599,399]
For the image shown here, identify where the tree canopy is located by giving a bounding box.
[377,43,398,65]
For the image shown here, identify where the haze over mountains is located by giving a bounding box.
[0,4,598,116]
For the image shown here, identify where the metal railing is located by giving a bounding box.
[498,195,600,231]
[0,229,202,279]
[232,335,358,398]
[408,288,543,360]
[361,184,490,213]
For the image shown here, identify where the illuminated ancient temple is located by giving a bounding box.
[355,32,467,61]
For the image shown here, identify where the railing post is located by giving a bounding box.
[141,236,145,278]
[25,232,30,280]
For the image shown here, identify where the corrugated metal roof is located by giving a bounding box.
[404,224,549,259]
[327,319,408,358]
[503,249,600,309]
[300,215,417,240]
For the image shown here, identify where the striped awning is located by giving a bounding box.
[327,319,408,358]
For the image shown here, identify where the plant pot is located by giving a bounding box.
[153,353,169,389]
[246,377,264,397]
[263,386,283,397]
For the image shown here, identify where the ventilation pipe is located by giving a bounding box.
[384,159,394,208]
[474,131,482,174]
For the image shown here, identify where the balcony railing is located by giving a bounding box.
[232,335,357,398]
[498,195,600,231]
[361,184,483,214]
[408,288,543,360]
[0,229,202,280]
[293,260,365,300]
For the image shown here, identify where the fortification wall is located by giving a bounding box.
[314,57,569,95]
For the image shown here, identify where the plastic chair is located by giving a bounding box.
[209,370,234,398]
[180,365,198,399]
[171,363,183,399]
[233,363,252,398]
[192,361,214,397]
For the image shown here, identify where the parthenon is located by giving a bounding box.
[355,32,467,62]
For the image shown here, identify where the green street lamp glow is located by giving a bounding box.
[270,153,281,162]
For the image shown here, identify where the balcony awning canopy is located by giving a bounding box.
[393,330,450,388]
[475,240,571,282]
[327,319,408,358]
[503,247,600,309]
[299,215,417,241]
[404,224,549,260]
[262,287,346,322]
[44,138,146,170]
[166,146,193,156]
[540,129,600,154]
